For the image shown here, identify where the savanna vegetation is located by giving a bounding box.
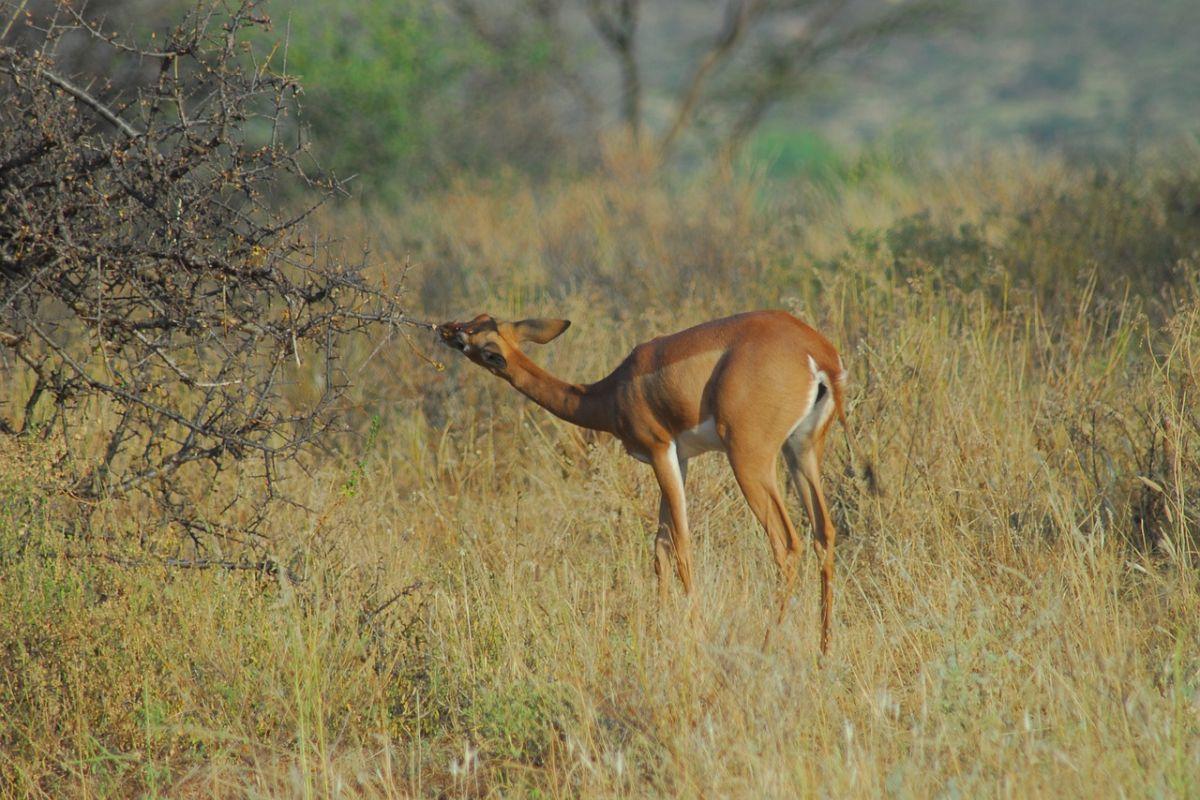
[2,0,1199,797]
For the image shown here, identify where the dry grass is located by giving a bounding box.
[3,149,1200,798]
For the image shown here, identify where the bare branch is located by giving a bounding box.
[0,45,142,137]
[719,0,849,158]
[452,0,604,134]
[583,0,641,138]
[526,0,602,124]
[658,0,763,159]
[719,0,955,158]
[1,0,29,42]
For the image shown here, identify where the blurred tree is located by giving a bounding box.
[452,0,958,165]
[280,0,459,193]
[278,0,587,195]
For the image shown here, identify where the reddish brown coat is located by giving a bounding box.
[440,310,846,652]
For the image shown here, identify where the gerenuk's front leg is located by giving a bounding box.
[650,444,693,595]
[653,457,688,601]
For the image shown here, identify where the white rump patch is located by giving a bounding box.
[788,355,834,444]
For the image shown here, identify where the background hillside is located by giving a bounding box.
[268,0,1200,191]
[19,0,1198,190]
[775,0,1200,154]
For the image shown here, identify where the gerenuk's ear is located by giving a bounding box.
[509,318,571,344]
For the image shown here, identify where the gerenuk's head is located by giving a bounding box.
[438,314,571,377]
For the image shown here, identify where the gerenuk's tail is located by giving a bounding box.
[832,360,881,496]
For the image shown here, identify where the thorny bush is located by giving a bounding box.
[0,1,415,556]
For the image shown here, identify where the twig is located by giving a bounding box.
[363,581,424,622]
[659,0,760,158]
[0,46,143,137]
[1,0,29,42]
[60,550,304,583]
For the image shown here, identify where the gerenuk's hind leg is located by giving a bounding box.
[785,439,837,653]
[726,442,802,627]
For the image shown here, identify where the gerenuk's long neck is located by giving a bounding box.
[502,348,615,434]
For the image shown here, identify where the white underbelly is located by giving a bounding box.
[675,418,725,459]
[623,418,726,463]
